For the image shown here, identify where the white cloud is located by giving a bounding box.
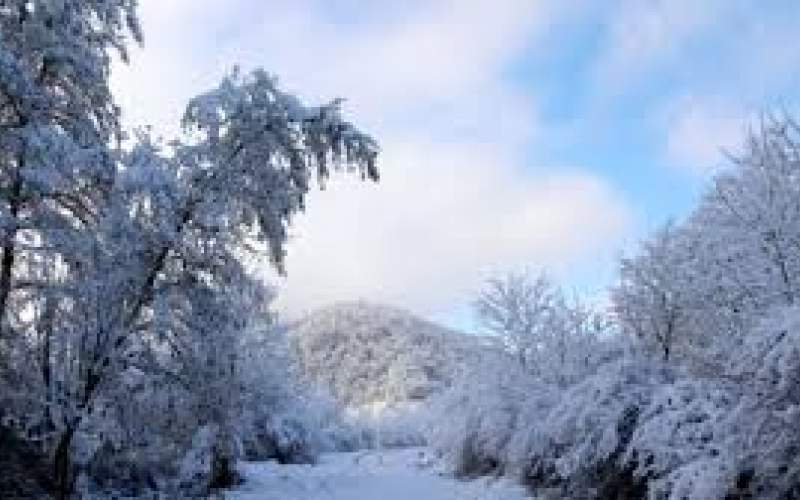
[275,139,630,318]
[111,0,632,321]
[662,96,749,174]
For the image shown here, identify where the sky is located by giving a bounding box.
[111,0,800,331]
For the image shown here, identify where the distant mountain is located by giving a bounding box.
[288,301,488,407]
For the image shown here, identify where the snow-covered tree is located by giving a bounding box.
[0,3,380,496]
[474,271,606,382]
[0,0,141,328]
[676,116,800,354]
[45,71,376,496]
[474,272,556,370]
[611,223,695,362]
[443,114,800,498]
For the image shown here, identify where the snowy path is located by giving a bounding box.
[225,448,532,500]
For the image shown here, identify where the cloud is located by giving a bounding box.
[111,0,552,140]
[274,139,631,318]
[662,96,750,174]
[111,0,633,321]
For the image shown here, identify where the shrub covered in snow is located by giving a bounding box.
[520,358,668,497]
[713,307,800,499]
[429,348,558,477]
[431,305,800,499]
[625,378,739,499]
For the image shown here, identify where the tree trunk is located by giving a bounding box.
[776,252,794,305]
[53,426,76,500]
[0,173,22,330]
[41,295,55,442]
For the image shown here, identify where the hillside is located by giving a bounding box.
[288,301,486,407]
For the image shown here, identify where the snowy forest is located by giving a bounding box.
[2,2,800,500]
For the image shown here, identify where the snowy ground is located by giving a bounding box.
[225,447,532,500]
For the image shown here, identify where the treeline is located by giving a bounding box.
[0,2,378,498]
[428,116,800,499]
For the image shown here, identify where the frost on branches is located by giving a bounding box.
[3,1,800,499]
[0,2,379,498]
[428,116,800,499]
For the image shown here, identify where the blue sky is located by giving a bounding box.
[111,0,800,330]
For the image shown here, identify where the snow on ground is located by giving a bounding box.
[225,447,532,500]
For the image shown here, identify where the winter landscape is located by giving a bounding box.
[3,1,800,499]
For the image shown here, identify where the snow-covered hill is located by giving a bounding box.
[288,301,488,408]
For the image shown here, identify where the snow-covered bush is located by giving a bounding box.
[718,306,800,499]
[625,378,740,499]
[523,307,798,500]
[429,348,558,477]
[63,285,374,497]
[428,314,635,487]
[517,357,669,498]
[618,307,800,499]
[236,312,371,463]
[238,391,369,463]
